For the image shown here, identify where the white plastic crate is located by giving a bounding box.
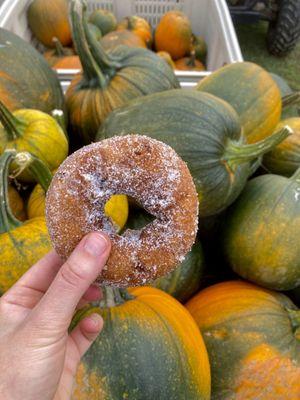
[0,0,243,89]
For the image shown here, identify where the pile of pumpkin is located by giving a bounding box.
[27,0,207,71]
[0,0,300,398]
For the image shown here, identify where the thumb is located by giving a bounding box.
[29,232,111,333]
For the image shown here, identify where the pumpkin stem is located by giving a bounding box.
[126,17,134,31]
[83,9,122,73]
[70,0,107,87]
[70,0,121,87]
[187,51,196,67]
[223,126,292,167]
[11,152,52,192]
[0,101,27,141]
[52,37,67,56]
[0,150,23,233]
[282,92,300,109]
[120,288,135,301]
[101,287,134,307]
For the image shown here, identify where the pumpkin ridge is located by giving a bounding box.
[20,137,47,161]
[112,70,147,96]
[135,298,202,396]
[248,102,282,143]
[28,129,64,149]
[251,176,299,253]
[0,28,66,115]
[105,307,142,397]
[241,81,275,124]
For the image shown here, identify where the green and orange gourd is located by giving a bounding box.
[73,287,211,399]
[66,0,179,144]
[117,16,153,47]
[0,101,68,182]
[98,89,290,216]
[153,240,205,302]
[175,52,205,71]
[155,11,192,60]
[186,281,300,400]
[0,28,66,116]
[192,35,207,63]
[44,38,81,70]
[196,62,282,144]
[100,30,146,51]
[27,0,72,47]
[0,151,52,294]
[222,165,300,290]
[89,8,117,35]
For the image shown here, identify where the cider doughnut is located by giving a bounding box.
[46,135,198,287]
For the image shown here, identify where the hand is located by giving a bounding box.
[0,232,111,400]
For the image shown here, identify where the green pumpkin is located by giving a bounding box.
[89,8,117,35]
[66,0,179,144]
[192,35,207,63]
[0,28,66,120]
[222,168,300,290]
[73,287,211,399]
[153,241,204,303]
[196,62,282,144]
[0,151,52,294]
[186,281,300,400]
[98,89,289,217]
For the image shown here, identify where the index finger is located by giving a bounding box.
[29,232,110,332]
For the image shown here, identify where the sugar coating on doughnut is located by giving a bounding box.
[46,135,198,287]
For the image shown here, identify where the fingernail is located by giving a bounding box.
[83,233,109,257]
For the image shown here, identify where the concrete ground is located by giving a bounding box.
[235,22,300,91]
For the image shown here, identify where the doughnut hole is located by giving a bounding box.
[121,200,156,234]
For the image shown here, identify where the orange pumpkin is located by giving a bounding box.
[100,30,146,51]
[44,38,81,69]
[117,16,153,47]
[27,0,72,47]
[186,281,300,400]
[54,56,81,69]
[155,11,193,60]
[175,53,205,71]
